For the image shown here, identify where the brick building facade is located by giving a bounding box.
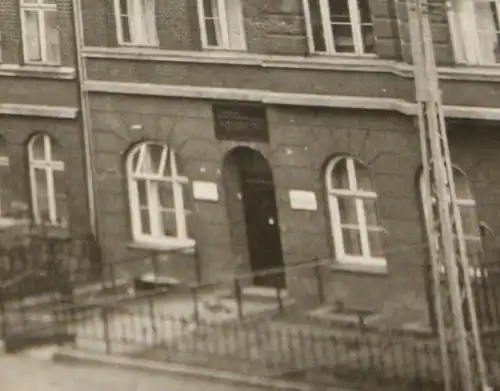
[77,0,500,320]
[0,0,91,236]
[4,0,499,324]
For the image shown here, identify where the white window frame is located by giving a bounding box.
[448,0,500,65]
[419,167,484,279]
[20,0,60,65]
[127,142,193,247]
[302,0,375,56]
[28,134,66,227]
[114,0,159,46]
[326,156,386,266]
[197,0,246,50]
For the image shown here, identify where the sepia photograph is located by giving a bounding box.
[0,0,499,390]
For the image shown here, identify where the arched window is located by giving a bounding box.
[326,156,386,265]
[0,136,12,220]
[420,167,482,263]
[126,142,192,245]
[28,134,67,227]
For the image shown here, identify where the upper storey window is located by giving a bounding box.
[114,0,159,46]
[303,0,375,55]
[449,0,500,64]
[20,0,60,64]
[196,0,247,50]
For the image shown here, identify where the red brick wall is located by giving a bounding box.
[76,0,465,64]
[0,115,90,235]
[0,0,87,235]
[0,0,22,64]
[88,92,430,312]
[80,0,402,59]
[85,53,500,109]
[267,106,427,311]
[0,77,79,107]
[440,79,500,108]
[0,0,76,66]
[85,58,415,101]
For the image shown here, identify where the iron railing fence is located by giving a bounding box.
[39,289,500,391]
[1,233,500,389]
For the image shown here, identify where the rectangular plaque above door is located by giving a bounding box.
[212,102,269,142]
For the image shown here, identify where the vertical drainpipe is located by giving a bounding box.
[72,0,98,237]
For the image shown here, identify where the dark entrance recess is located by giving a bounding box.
[222,147,285,289]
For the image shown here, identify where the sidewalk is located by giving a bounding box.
[0,352,277,391]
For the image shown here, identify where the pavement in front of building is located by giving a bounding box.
[0,346,278,391]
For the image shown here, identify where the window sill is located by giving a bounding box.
[0,64,75,79]
[118,42,159,48]
[439,64,500,82]
[82,46,400,72]
[307,52,377,59]
[201,47,247,53]
[81,46,500,83]
[128,239,196,254]
[0,218,29,227]
[330,261,388,276]
[29,224,70,239]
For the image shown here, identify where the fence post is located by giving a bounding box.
[108,261,117,294]
[147,296,157,344]
[275,276,284,315]
[193,247,201,286]
[191,286,200,326]
[100,305,111,355]
[0,291,5,343]
[234,278,243,322]
[151,251,159,283]
[313,259,325,305]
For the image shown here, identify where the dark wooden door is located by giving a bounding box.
[241,177,285,288]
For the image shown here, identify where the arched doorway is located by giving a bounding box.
[222,147,285,288]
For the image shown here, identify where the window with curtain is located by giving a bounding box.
[20,0,60,64]
[197,0,246,50]
[114,0,158,46]
[449,0,500,64]
[126,142,193,245]
[28,134,67,227]
[420,167,483,276]
[303,0,375,55]
[326,156,386,265]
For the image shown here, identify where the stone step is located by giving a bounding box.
[216,286,292,304]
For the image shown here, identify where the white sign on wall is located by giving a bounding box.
[289,190,318,211]
[193,181,219,201]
